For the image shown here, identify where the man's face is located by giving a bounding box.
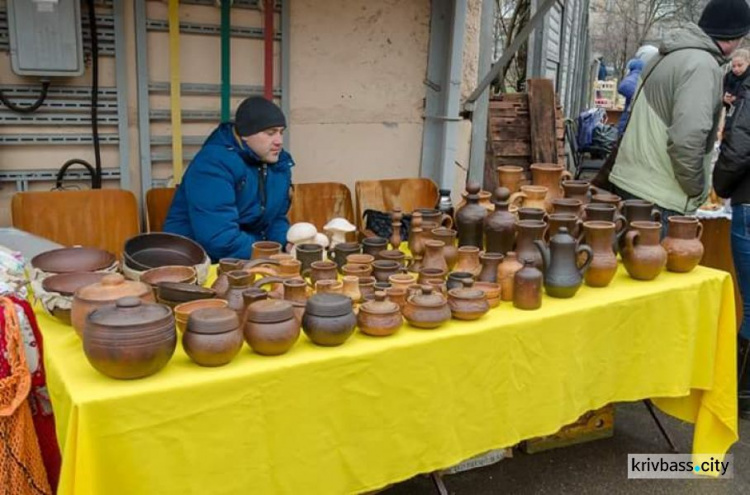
[242,126,284,163]
[733,57,749,76]
[720,39,743,56]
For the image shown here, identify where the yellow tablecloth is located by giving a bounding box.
[39,265,737,495]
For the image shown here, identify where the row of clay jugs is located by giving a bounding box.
[622,221,667,281]
[662,216,704,273]
[484,187,516,255]
[497,165,525,193]
[184,307,243,367]
[534,227,593,298]
[530,163,572,212]
[357,292,403,337]
[245,299,300,355]
[582,221,618,287]
[455,182,487,247]
[402,285,451,329]
[562,180,595,204]
[498,252,524,301]
[513,259,543,310]
[447,280,490,320]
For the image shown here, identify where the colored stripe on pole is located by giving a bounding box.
[221,0,231,122]
[168,0,184,182]
[264,0,274,100]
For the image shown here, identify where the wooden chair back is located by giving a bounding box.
[146,187,177,232]
[354,178,439,230]
[288,182,355,233]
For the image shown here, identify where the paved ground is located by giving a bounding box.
[383,402,750,494]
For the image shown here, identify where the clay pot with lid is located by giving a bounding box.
[302,293,357,346]
[357,292,403,337]
[83,297,175,379]
[184,307,243,366]
[447,280,490,320]
[622,221,667,281]
[72,274,154,338]
[402,285,451,329]
[174,299,229,333]
[661,216,704,273]
[484,187,516,255]
[245,299,300,355]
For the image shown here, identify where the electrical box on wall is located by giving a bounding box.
[7,0,84,77]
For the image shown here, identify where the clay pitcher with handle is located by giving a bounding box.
[534,227,593,298]
[530,163,573,212]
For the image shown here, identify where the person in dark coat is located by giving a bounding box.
[616,58,645,134]
[164,97,293,261]
[723,48,750,109]
[597,57,608,80]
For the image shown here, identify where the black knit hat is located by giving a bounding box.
[235,96,287,136]
[699,0,750,40]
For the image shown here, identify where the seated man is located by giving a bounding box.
[164,97,293,261]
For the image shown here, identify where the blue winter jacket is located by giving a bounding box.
[617,59,644,134]
[163,123,293,261]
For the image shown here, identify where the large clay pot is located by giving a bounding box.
[357,292,403,337]
[497,251,524,301]
[453,246,482,276]
[661,216,704,273]
[582,221,618,288]
[562,180,594,204]
[622,221,667,281]
[185,307,243,366]
[83,297,175,379]
[402,286,451,329]
[245,299,300,355]
[515,220,547,270]
[484,187,516,255]
[455,182,487,248]
[497,165,525,193]
[535,227,593,298]
[513,259,543,310]
[302,293,357,346]
[431,228,458,271]
[509,185,548,212]
[530,163,572,212]
[422,240,449,273]
[477,252,504,283]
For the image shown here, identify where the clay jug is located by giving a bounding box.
[415,208,454,232]
[530,163,573,212]
[547,213,583,241]
[484,187,516,255]
[562,180,594,204]
[496,165,525,193]
[477,252,504,283]
[517,207,548,222]
[582,221,618,288]
[212,258,246,298]
[513,258,543,310]
[453,246,482,276]
[661,216,704,273]
[455,182,486,248]
[222,270,255,318]
[497,251,524,302]
[509,185,548,212]
[622,221,667,281]
[422,239,449,273]
[431,227,458,271]
[619,199,662,251]
[515,220,547,269]
[551,198,583,217]
[583,203,627,248]
[591,193,623,210]
[534,227,593,298]
[283,278,309,303]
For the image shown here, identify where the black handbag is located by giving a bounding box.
[362,209,411,239]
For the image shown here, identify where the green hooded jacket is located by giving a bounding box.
[609,24,727,213]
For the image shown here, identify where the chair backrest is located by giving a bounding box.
[288,182,355,232]
[11,189,140,258]
[354,178,439,230]
[146,187,177,232]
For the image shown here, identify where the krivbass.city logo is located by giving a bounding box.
[627,454,733,479]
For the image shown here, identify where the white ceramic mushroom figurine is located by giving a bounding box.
[324,218,356,249]
[287,222,318,256]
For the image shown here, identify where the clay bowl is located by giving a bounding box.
[141,265,198,294]
[41,272,109,324]
[156,282,216,308]
[124,233,207,271]
[31,247,115,274]
[174,299,229,333]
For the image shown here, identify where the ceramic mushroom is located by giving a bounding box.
[324,218,356,249]
[287,222,318,256]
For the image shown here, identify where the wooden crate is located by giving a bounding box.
[521,404,614,454]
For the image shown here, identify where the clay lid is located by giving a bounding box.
[157,282,216,303]
[75,274,151,302]
[188,307,240,334]
[360,292,399,315]
[42,272,108,296]
[305,293,353,317]
[246,299,294,323]
[448,280,485,300]
[31,247,115,274]
[492,186,511,205]
[408,286,447,308]
[465,181,481,201]
[88,297,172,328]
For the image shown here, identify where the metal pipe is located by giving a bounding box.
[221,0,232,121]
[263,0,274,100]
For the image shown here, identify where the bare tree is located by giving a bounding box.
[493,0,531,92]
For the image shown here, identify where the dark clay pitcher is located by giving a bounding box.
[534,227,593,298]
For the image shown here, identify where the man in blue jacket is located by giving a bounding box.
[616,58,644,135]
[164,97,293,261]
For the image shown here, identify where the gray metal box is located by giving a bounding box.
[7,0,84,77]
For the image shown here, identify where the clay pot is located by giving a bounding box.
[547,213,583,241]
[283,278,309,303]
[385,287,408,311]
[551,198,583,217]
[513,259,543,310]
[330,242,362,271]
[455,182,487,248]
[357,292,403,337]
[496,165,525,193]
[535,227,593,298]
[83,297,175,379]
[478,252,504,283]
[212,258,246,297]
[174,299,229,333]
[591,193,623,210]
[582,221,618,288]
[473,281,501,308]
[252,241,282,259]
[454,246,482,276]
[402,286,451,329]
[302,293,357,346]
[245,299,300,355]
[497,251,523,301]
[446,271,474,291]
[141,265,197,295]
[484,187,516,255]
[221,270,256,318]
[530,163,572,212]
[341,263,373,280]
[378,249,409,267]
[431,228,459,271]
[315,279,344,294]
[358,276,377,301]
[31,246,116,274]
[389,273,417,292]
[277,259,302,279]
[296,243,324,274]
[346,253,375,266]
[341,276,362,303]
[362,237,389,258]
[41,272,108,325]
[184,307,243,366]
[517,207,548,222]
[372,260,405,282]
[509,185,549,213]
[308,260,339,284]
[422,240,449,273]
[418,267,448,285]
[447,280,490,320]
[515,220,547,270]
[562,180,594,204]
[72,274,154,338]
[661,216,704,273]
[622,221,667,281]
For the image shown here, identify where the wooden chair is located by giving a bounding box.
[288,182,355,233]
[354,178,439,232]
[11,189,140,258]
[146,187,177,232]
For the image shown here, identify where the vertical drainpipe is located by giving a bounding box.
[264,0,274,101]
[221,0,231,122]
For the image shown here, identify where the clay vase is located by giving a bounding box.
[534,227,593,298]
[661,216,704,273]
[477,252,504,283]
[622,221,667,281]
[455,182,487,248]
[341,275,363,303]
[551,198,583,217]
[582,221,618,288]
[517,207,548,222]
[407,223,426,275]
[244,299,300,356]
[422,239,449,273]
[497,165,525,193]
[547,213,583,241]
[252,241,282,259]
[283,278,309,304]
[453,246,482,276]
[484,187,516,255]
[362,237,389,258]
[431,228,458,271]
[530,163,572,212]
[357,292,403,337]
[515,220,547,270]
[497,251,524,302]
[562,179,594,204]
[513,259,543,310]
[296,243,324,274]
[509,185,549,213]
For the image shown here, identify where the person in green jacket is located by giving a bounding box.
[608,0,750,234]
